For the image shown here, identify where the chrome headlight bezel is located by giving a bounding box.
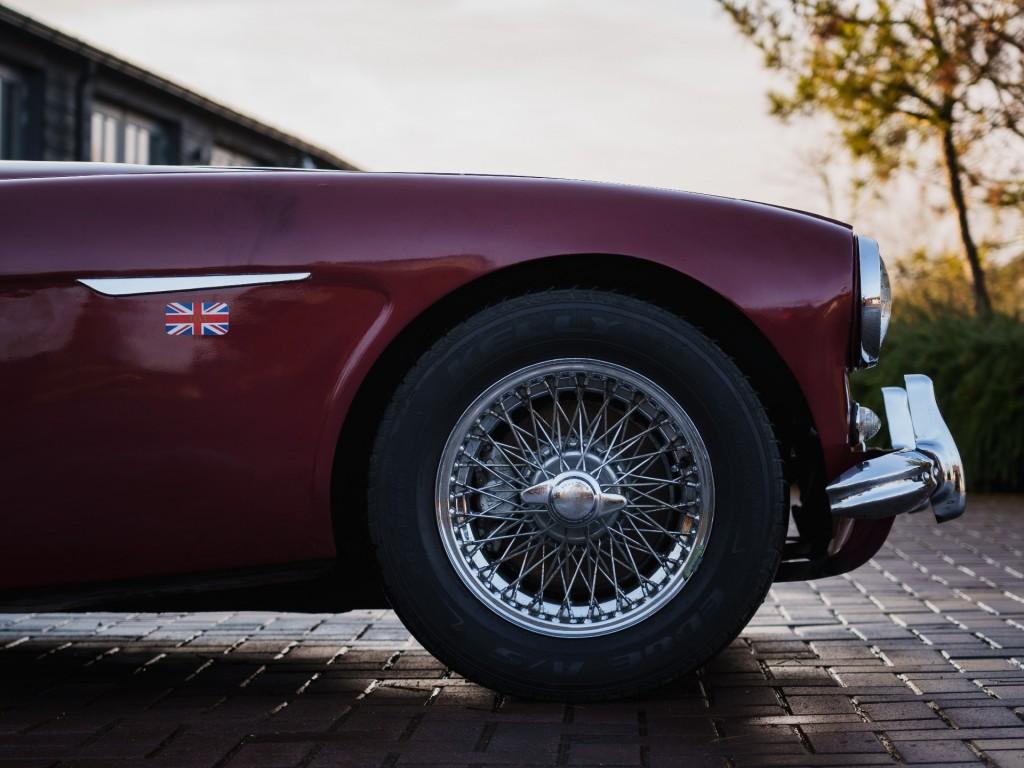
[856,235,891,368]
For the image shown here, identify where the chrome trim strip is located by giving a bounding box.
[77,272,311,296]
[827,374,966,522]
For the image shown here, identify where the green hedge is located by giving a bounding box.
[850,314,1024,492]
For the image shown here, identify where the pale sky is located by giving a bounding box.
[6,0,945,253]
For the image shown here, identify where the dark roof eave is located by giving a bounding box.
[0,3,360,170]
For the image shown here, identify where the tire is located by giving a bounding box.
[367,290,785,700]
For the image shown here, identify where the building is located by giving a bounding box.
[0,4,357,169]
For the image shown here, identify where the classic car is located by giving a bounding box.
[0,161,964,700]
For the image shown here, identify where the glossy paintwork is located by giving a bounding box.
[0,165,858,588]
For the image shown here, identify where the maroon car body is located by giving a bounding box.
[0,162,915,594]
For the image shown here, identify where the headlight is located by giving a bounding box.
[856,235,891,368]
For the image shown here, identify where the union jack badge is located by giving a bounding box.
[164,302,230,336]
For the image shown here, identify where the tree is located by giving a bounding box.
[718,0,1024,317]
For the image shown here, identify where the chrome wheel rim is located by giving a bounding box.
[436,358,714,638]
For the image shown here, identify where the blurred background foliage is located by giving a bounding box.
[889,251,1024,320]
[717,0,1023,492]
[851,255,1024,491]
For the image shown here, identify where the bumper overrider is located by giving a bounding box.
[827,374,966,522]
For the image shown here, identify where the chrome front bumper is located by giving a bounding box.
[827,374,966,522]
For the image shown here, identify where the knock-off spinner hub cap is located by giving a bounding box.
[550,475,597,522]
[436,358,715,638]
[522,470,628,526]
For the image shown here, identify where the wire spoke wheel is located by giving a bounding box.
[436,358,714,637]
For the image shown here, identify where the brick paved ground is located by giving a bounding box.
[2,496,1023,767]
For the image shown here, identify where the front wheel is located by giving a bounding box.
[368,290,785,700]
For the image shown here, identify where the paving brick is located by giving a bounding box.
[567,738,643,765]
[860,701,940,721]
[894,739,978,763]
[2,497,1024,765]
[807,730,887,754]
[942,706,1023,728]
[986,750,1024,768]
[75,725,181,759]
[226,741,314,767]
[785,695,857,715]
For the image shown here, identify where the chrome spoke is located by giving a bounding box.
[437,359,714,637]
[615,452,667,483]
[454,511,527,524]
[625,507,693,541]
[480,428,545,475]
[457,450,523,486]
[496,400,548,470]
[452,483,531,510]
[580,383,614,456]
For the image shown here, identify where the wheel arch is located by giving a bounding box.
[329,253,822,593]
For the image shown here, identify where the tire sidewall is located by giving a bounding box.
[369,292,783,697]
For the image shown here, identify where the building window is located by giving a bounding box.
[209,145,260,167]
[90,101,168,164]
[0,64,27,160]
